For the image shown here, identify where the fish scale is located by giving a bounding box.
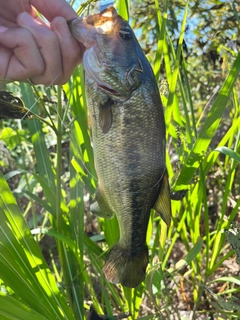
[69,6,171,288]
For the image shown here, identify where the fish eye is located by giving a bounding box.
[119,26,133,40]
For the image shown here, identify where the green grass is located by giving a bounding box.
[0,0,239,319]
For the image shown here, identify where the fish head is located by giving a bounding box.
[69,7,147,98]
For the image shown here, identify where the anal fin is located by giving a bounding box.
[90,186,115,219]
[153,171,171,226]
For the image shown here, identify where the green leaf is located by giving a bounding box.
[63,67,96,180]
[84,234,104,257]
[174,52,240,190]
[167,237,203,274]
[0,128,22,151]
[118,0,129,21]
[165,0,189,128]
[31,228,79,260]
[4,169,57,215]
[203,285,240,311]
[20,83,56,191]
[0,172,74,320]
[211,276,240,286]
[215,146,240,162]
[0,294,49,320]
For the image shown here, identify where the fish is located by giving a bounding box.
[68,6,171,288]
[0,91,33,120]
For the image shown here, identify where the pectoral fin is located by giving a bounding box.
[90,186,115,219]
[99,98,113,134]
[154,171,171,226]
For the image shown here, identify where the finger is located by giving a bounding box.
[0,26,8,33]
[31,0,78,22]
[0,0,32,22]
[0,17,17,28]
[51,17,83,84]
[17,12,63,85]
[0,27,45,81]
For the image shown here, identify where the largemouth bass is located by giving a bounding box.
[69,6,171,288]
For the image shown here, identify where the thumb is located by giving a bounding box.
[17,11,49,29]
[0,27,8,33]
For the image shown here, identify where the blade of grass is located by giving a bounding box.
[0,294,49,320]
[118,0,129,21]
[0,172,74,319]
[174,52,240,190]
[165,1,189,129]
[20,83,56,191]
[215,146,240,162]
[55,86,85,320]
[153,0,168,81]
[209,136,240,271]
[63,67,96,180]
[166,237,203,274]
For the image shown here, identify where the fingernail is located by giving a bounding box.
[52,17,70,37]
[0,26,8,33]
[19,12,38,27]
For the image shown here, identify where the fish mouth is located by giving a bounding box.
[68,19,96,49]
[68,7,117,48]
[83,48,122,97]
[97,84,121,96]
[69,7,128,97]
[83,6,118,33]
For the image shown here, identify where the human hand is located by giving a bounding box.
[0,0,84,85]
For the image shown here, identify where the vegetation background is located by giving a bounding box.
[0,0,239,319]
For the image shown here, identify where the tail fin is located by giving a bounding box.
[102,243,149,288]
